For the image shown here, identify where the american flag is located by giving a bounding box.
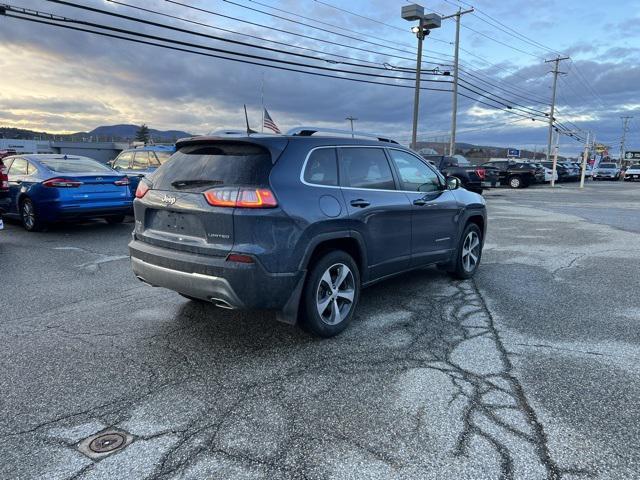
[263,108,281,134]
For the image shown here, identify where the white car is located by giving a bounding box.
[624,164,640,181]
[542,165,559,183]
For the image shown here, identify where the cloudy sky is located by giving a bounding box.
[1,0,639,156]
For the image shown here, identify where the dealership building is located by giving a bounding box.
[0,139,129,163]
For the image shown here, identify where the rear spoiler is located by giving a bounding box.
[175,136,289,164]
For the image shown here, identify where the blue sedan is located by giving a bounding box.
[3,154,133,231]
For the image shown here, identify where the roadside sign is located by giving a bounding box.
[595,144,607,154]
[507,148,520,158]
[624,151,640,160]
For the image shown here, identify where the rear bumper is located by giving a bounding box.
[128,239,303,311]
[132,256,245,309]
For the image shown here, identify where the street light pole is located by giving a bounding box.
[410,17,425,151]
[620,116,632,165]
[401,4,441,151]
[345,116,358,138]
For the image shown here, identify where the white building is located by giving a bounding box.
[0,139,53,154]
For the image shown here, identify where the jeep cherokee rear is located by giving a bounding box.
[129,130,487,337]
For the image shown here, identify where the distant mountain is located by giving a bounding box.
[86,124,193,141]
[0,124,193,142]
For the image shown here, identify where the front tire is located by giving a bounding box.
[449,223,483,280]
[301,250,360,338]
[20,198,44,232]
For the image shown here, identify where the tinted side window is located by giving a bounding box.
[304,148,338,186]
[132,152,150,170]
[339,148,395,190]
[27,162,38,175]
[148,152,161,167]
[388,150,441,192]
[8,158,28,176]
[114,152,132,169]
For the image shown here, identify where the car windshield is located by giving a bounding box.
[39,158,113,173]
[599,163,616,168]
[629,164,640,169]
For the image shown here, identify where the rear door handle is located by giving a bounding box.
[413,198,428,206]
[350,199,370,208]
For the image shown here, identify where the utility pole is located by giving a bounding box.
[620,116,632,165]
[345,116,358,138]
[551,129,559,187]
[545,56,569,162]
[579,131,590,189]
[442,7,473,156]
[401,5,441,150]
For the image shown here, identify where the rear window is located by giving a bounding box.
[40,158,113,173]
[152,143,272,192]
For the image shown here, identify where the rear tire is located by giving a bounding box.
[508,175,522,189]
[301,250,360,338]
[448,223,483,280]
[105,215,125,224]
[20,197,44,232]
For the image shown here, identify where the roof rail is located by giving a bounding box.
[286,126,398,144]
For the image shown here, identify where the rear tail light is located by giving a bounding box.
[114,177,130,186]
[204,187,277,208]
[42,178,83,188]
[135,181,151,198]
[475,168,486,180]
[226,253,255,264]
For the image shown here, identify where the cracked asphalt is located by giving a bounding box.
[1,181,638,479]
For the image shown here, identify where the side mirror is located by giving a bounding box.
[446,176,461,190]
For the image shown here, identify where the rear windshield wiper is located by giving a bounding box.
[170,179,223,189]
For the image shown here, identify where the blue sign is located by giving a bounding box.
[507,148,520,158]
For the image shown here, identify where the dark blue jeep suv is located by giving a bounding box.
[129,128,486,337]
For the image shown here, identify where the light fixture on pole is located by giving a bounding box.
[401,4,441,151]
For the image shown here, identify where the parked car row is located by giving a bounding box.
[0,145,176,231]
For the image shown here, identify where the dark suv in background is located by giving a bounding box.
[129,128,487,337]
[481,159,544,188]
[421,155,491,194]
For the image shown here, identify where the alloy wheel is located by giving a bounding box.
[22,201,35,230]
[461,231,481,273]
[316,263,356,325]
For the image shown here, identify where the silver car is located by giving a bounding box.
[593,163,621,181]
[624,164,640,182]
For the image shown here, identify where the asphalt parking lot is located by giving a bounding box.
[1,181,639,480]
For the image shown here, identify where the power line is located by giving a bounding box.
[458,68,550,106]
[103,0,410,69]
[212,0,422,58]
[159,0,437,65]
[44,0,454,85]
[444,0,563,56]
[3,6,452,93]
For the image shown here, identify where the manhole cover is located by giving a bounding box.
[78,429,133,460]
[89,432,126,453]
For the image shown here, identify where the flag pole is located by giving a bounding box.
[261,72,265,133]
